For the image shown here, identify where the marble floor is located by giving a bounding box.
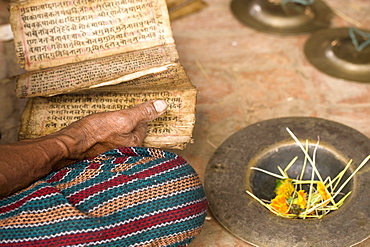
[1,0,370,246]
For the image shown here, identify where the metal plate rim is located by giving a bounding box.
[205,116,370,247]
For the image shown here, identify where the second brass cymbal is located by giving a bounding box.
[304,28,370,83]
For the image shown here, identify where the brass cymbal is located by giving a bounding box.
[230,0,332,35]
[304,28,370,82]
[205,117,370,247]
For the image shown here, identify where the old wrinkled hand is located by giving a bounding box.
[0,100,167,198]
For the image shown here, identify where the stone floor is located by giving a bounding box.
[1,0,370,246]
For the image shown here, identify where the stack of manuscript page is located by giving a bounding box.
[10,0,197,150]
[166,0,207,20]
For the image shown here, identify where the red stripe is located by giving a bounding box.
[112,156,129,164]
[118,147,138,157]
[68,157,184,204]
[46,169,69,183]
[135,158,183,180]
[0,187,58,213]
[86,163,103,169]
[3,200,207,246]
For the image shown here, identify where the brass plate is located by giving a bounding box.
[205,117,370,247]
[304,28,370,82]
[230,0,332,35]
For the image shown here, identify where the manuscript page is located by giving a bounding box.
[167,0,207,20]
[19,65,197,149]
[10,0,174,71]
[15,44,179,98]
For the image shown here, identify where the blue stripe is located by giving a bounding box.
[0,190,205,240]
[74,165,196,211]
[0,147,207,247]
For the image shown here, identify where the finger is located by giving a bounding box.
[129,121,148,146]
[102,122,147,148]
[82,122,147,156]
[127,100,168,123]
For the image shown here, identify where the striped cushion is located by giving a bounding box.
[0,147,208,246]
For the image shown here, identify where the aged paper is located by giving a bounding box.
[166,0,206,12]
[78,64,191,92]
[10,0,174,71]
[168,0,207,20]
[12,0,199,149]
[15,44,179,98]
[19,65,197,149]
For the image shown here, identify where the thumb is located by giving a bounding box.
[128,100,168,123]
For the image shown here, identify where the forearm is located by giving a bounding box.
[0,125,91,198]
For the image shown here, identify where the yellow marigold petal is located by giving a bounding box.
[296,190,307,209]
[270,195,289,214]
[274,178,294,198]
[317,182,331,201]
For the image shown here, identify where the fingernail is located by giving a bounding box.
[153,100,168,112]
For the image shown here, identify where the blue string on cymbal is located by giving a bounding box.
[349,27,370,52]
[281,0,314,5]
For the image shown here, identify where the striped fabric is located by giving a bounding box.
[0,147,208,246]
